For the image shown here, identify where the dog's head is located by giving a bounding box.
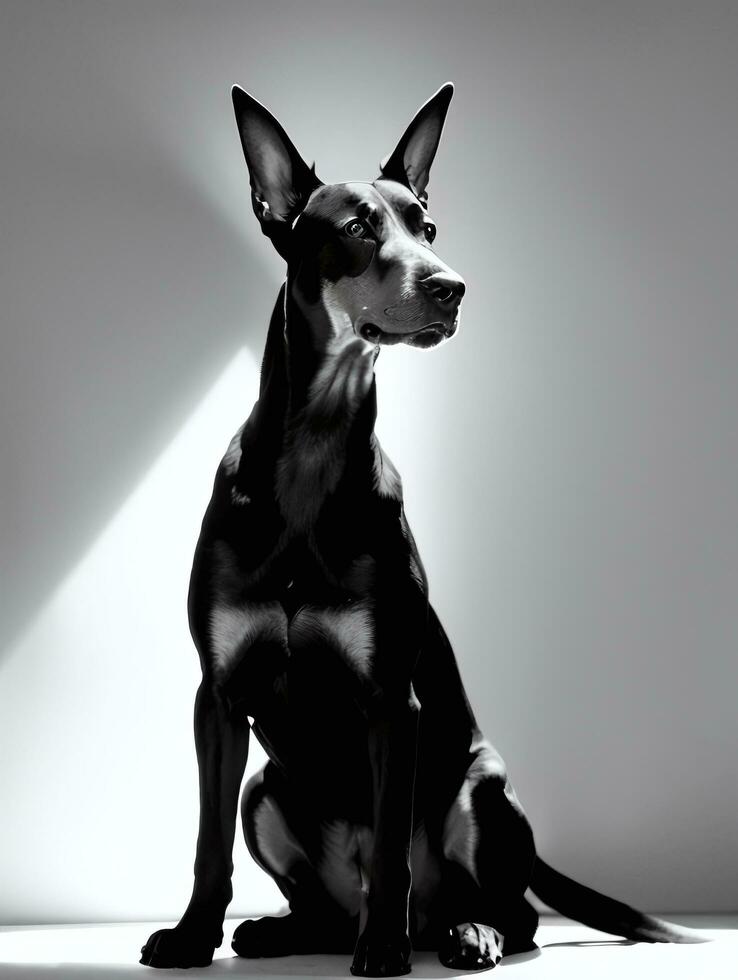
[232,84,465,351]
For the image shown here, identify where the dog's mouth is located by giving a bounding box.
[358,320,457,349]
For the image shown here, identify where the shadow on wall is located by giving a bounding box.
[0,66,276,660]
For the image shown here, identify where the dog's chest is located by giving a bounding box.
[287,598,375,680]
[286,550,377,680]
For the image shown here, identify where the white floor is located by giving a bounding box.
[0,916,735,980]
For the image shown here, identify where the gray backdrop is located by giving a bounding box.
[1,0,736,922]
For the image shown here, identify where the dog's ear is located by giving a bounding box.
[378,82,454,206]
[232,86,322,253]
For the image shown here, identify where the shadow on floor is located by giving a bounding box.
[0,952,476,980]
[541,939,635,949]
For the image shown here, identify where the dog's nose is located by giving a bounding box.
[418,272,466,308]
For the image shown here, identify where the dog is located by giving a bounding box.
[140,83,704,976]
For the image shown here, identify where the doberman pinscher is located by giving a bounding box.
[140,84,703,976]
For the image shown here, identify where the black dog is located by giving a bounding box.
[140,84,703,976]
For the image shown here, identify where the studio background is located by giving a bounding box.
[1,0,736,925]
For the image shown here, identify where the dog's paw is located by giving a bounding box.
[233,915,308,958]
[140,924,220,969]
[233,912,355,957]
[439,922,503,971]
[350,930,411,977]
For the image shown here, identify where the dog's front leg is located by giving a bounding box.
[141,679,249,968]
[351,684,420,978]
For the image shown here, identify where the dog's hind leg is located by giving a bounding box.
[436,742,539,970]
[232,763,358,957]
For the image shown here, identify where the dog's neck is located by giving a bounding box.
[286,281,377,414]
[259,280,380,531]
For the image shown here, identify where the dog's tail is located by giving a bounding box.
[529,857,708,943]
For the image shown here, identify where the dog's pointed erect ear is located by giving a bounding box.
[231,85,322,247]
[379,82,454,206]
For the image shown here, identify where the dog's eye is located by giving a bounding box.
[344,219,367,239]
[423,222,437,244]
